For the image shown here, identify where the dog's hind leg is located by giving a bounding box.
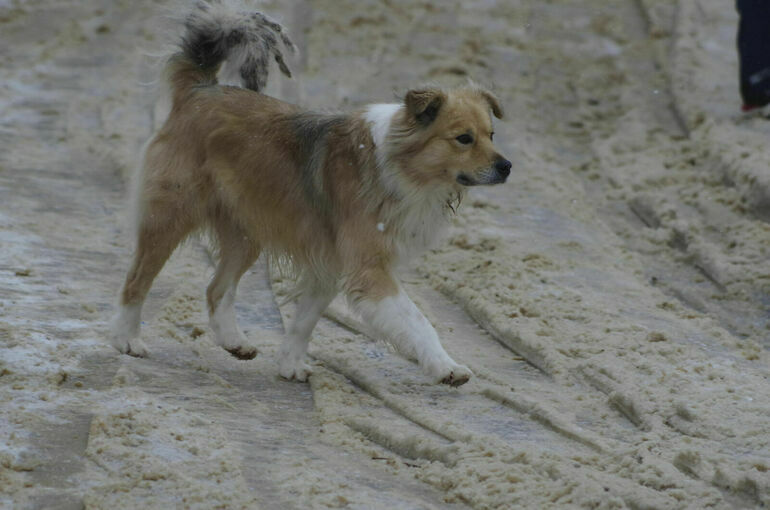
[109,210,193,357]
[278,281,336,382]
[207,219,261,360]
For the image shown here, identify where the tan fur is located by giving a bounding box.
[123,81,503,301]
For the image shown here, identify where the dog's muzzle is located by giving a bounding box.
[456,158,512,186]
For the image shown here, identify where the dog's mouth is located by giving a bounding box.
[456,171,509,186]
[456,174,476,186]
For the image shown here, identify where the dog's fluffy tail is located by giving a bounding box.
[167,1,295,101]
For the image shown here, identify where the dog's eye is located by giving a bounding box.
[456,134,474,145]
[490,132,494,141]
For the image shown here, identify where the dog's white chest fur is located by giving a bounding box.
[388,191,450,262]
[364,103,451,261]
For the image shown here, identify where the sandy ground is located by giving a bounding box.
[1,0,769,508]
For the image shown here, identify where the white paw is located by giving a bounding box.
[109,333,149,358]
[224,344,258,360]
[107,304,148,358]
[210,319,258,360]
[108,307,148,357]
[216,328,258,360]
[278,356,313,382]
[424,359,473,387]
[439,364,472,387]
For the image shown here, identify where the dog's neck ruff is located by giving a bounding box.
[364,103,401,149]
[363,104,402,192]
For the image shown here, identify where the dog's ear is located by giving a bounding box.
[404,88,446,125]
[478,88,503,119]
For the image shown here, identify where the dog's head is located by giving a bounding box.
[390,86,510,189]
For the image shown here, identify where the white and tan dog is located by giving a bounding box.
[109,1,511,386]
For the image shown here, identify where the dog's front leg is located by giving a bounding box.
[352,282,472,386]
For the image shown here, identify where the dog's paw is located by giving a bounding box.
[423,357,473,387]
[224,345,258,360]
[108,306,146,357]
[278,358,313,382]
[438,364,472,387]
[109,335,149,358]
[124,339,149,358]
[211,324,258,360]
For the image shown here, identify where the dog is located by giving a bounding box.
[108,1,511,386]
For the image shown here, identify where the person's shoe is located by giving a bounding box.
[742,102,768,112]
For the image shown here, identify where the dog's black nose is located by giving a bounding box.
[495,159,512,177]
